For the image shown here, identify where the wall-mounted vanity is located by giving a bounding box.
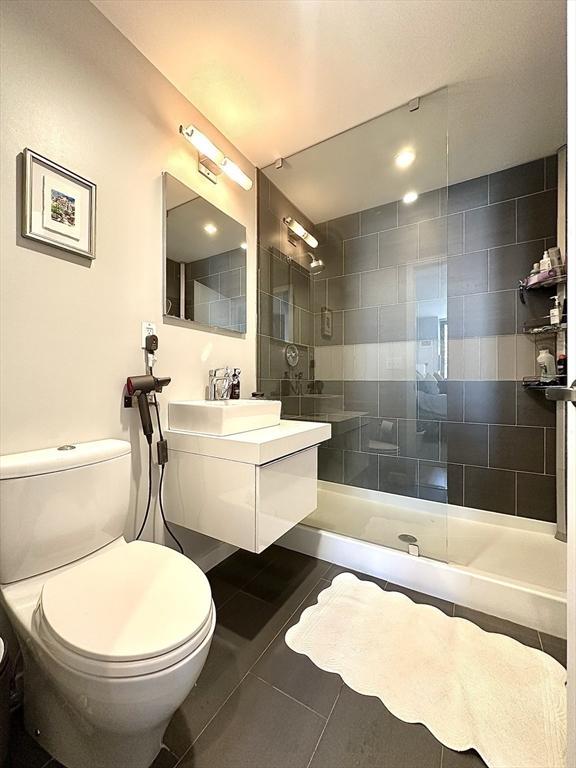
[164,401,330,553]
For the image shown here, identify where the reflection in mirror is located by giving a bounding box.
[163,172,247,334]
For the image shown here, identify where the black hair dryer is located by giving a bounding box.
[126,374,171,444]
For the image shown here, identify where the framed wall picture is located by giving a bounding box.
[22,148,96,259]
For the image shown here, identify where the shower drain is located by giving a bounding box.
[398,533,418,544]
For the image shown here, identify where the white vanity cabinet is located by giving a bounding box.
[164,420,330,553]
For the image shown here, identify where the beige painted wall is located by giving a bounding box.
[0,0,256,559]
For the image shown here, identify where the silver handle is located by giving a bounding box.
[546,380,576,405]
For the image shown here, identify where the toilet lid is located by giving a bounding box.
[40,541,213,662]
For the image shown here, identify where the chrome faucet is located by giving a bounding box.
[208,367,233,400]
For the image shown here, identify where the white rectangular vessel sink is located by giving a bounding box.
[169,399,282,436]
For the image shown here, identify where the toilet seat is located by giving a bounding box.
[35,540,214,678]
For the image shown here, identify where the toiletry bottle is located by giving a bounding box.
[550,296,561,325]
[537,349,556,383]
[230,368,241,399]
[530,262,540,276]
[557,354,567,382]
[539,250,551,272]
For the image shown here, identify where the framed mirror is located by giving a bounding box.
[163,172,247,335]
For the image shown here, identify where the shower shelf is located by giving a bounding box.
[522,377,566,391]
[522,322,567,335]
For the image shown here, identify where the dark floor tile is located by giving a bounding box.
[253,614,342,715]
[489,159,545,203]
[464,201,516,252]
[241,546,331,607]
[463,381,516,425]
[180,674,325,768]
[464,466,516,516]
[516,472,556,522]
[540,633,567,667]
[206,571,240,609]
[385,582,454,616]
[448,176,489,214]
[324,564,388,590]
[442,746,488,767]
[208,547,278,593]
[309,685,442,768]
[517,189,557,242]
[489,425,544,472]
[453,605,540,648]
[151,746,179,767]
[7,711,52,768]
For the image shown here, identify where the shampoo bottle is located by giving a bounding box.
[550,296,561,325]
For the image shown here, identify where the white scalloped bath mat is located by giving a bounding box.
[285,573,566,768]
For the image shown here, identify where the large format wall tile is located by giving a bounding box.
[488,240,544,291]
[360,201,397,235]
[463,381,516,425]
[448,176,488,213]
[343,450,379,490]
[489,425,544,472]
[360,267,397,308]
[344,307,379,344]
[464,466,516,515]
[398,189,441,226]
[344,234,378,274]
[379,381,417,419]
[463,291,516,337]
[378,304,416,342]
[443,422,489,466]
[464,200,516,252]
[378,455,418,496]
[516,472,556,522]
[517,189,557,242]
[398,419,440,461]
[447,251,488,296]
[489,159,545,203]
[344,380,379,416]
[327,274,360,310]
[378,225,418,267]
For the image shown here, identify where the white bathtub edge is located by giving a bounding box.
[279,524,567,639]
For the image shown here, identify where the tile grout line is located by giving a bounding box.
[251,674,328,720]
[305,684,343,768]
[177,573,332,762]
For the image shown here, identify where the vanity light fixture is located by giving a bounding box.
[179,124,253,191]
[395,148,415,169]
[204,223,218,235]
[402,191,419,204]
[283,216,318,249]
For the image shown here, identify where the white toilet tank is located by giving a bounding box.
[0,440,131,584]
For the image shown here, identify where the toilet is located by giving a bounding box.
[0,439,215,768]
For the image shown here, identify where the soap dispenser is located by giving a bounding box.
[550,296,561,325]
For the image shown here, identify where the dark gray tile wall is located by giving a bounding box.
[165,258,181,317]
[257,159,558,522]
[185,248,246,332]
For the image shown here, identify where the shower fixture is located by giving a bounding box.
[308,252,325,275]
[283,217,318,248]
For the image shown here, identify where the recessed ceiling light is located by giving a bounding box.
[240,242,247,250]
[402,191,418,205]
[395,149,415,169]
[204,223,218,235]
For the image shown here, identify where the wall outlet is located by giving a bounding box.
[141,321,156,349]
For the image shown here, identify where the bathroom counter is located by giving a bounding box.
[165,419,331,466]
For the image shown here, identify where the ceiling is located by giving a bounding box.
[93,0,566,172]
[165,174,246,262]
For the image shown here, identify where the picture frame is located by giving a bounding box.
[22,148,96,259]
